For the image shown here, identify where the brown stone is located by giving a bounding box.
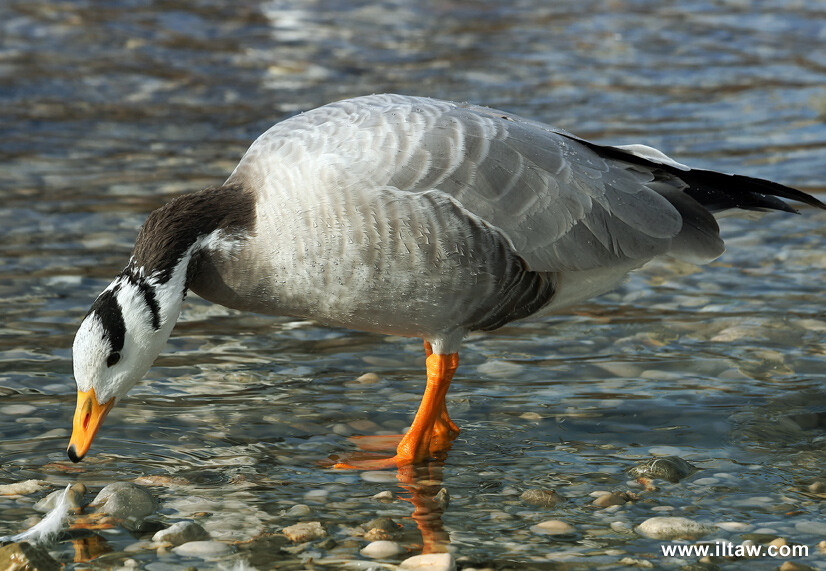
[0,542,60,571]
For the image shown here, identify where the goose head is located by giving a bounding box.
[67,184,255,462]
[68,272,181,462]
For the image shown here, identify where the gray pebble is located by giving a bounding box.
[172,540,232,558]
[34,487,83,513]
[286,504,312,516]
[90,482,157,522]
[520,488,564,508]
[152,521,209,546]
[628,456,696,483]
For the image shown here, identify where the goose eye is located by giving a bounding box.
[106,352,121,367]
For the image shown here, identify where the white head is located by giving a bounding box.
[68,265,186,462]
[67,184,255,462]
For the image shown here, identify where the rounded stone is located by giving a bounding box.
[371,490,395,502]
[0,480,49,496]
[360,540,403,559]
[172,540,232,558]
[628,456,696,483]
[34,487,84,513]
[592,492,628,508]
[530,520,576,535]
[520,489,564,508]
[0,404,37,416]
[90,482,157,521]
[286,504,312,516]
[0,542,60,571]
[636,517,714,540]
[355,373,381,384]
[399,552,456,571]
[152,521,210,546]
[282,521,326,543]
[808,481,826,494]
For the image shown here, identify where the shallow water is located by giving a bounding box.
[1,0,826,569]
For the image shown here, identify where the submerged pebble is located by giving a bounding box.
[282,521,326,542]
[90,482,156,523]
[153,520,210,546]
[529,520,576,535]
[34,484,85,513]
[636,516,714,539]
[172,540,233,558]
[399,552,456,571]
[628,456,696,483]
[592,492,632,508]
[520,489,564,508]
[285,504,312,516]
[0,480,49,496]
[0,542,60,571]
[360,540,403,559]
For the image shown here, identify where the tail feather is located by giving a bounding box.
[567,135,826,214]
[678,169,825,214]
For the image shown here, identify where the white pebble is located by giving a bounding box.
[304,489,329,502]
[647,446,684,456]
[0,405,36,415]
[360,471,400,483]
[360,540,403,559]
[399,552,456,571]
[0,480,49,496]
[355,373,381,384]
[372,491,395,501]
[530,520,576,535]
[172,540,232,558]
[636,517,714,540]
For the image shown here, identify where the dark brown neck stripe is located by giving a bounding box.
[130,183,256,284]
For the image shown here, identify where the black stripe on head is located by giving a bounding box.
[88,285,126,353]
[121,273,161,330]
[137,279,161,330]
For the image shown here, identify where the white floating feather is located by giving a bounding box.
[0,485,72,546]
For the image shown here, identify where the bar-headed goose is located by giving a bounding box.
[67,94,825,468]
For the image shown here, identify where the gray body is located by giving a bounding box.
[189,94,733,353]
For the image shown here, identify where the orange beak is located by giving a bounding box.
[67,387,115,463]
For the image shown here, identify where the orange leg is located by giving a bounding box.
[334,343,460,469]
[396,351,459,462]
[424,341,460,447]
